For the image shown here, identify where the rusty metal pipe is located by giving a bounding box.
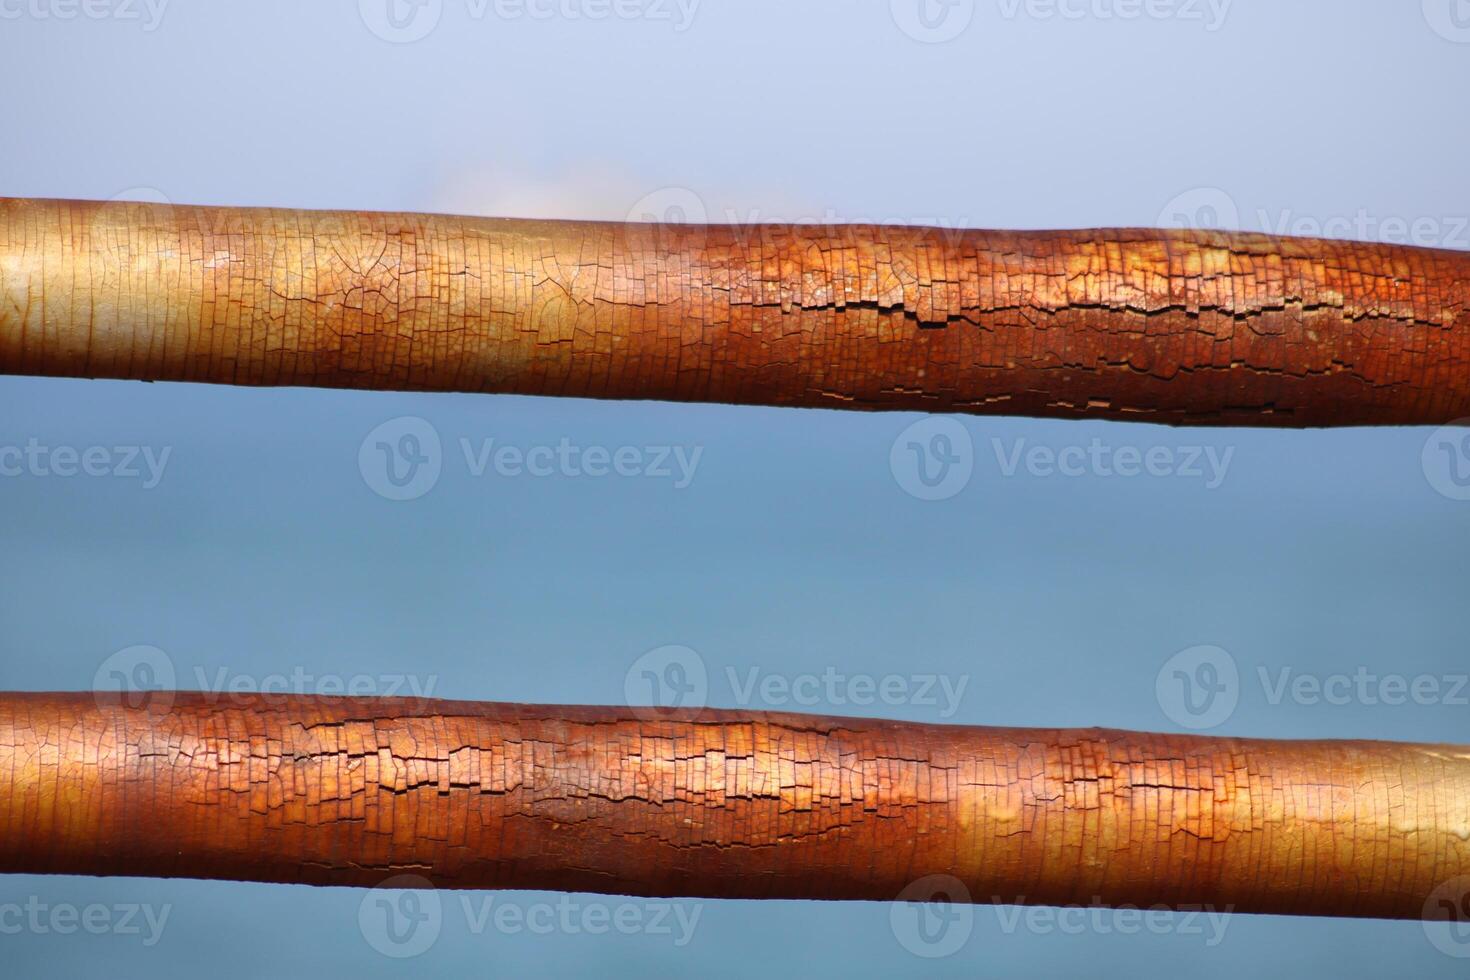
[3,198,1467,426]
[2,692,1467,919]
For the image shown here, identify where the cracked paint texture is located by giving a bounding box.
[1,199,1468,425]
[1,693,1467,918]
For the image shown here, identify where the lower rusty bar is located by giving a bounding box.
[0,693,1466,918]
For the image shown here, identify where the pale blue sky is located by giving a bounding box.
[2,1,1469,976]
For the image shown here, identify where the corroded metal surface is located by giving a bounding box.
[3,199,1468,425]
[2,693,1467,918]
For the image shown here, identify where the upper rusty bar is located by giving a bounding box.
[2,198,1467,425]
